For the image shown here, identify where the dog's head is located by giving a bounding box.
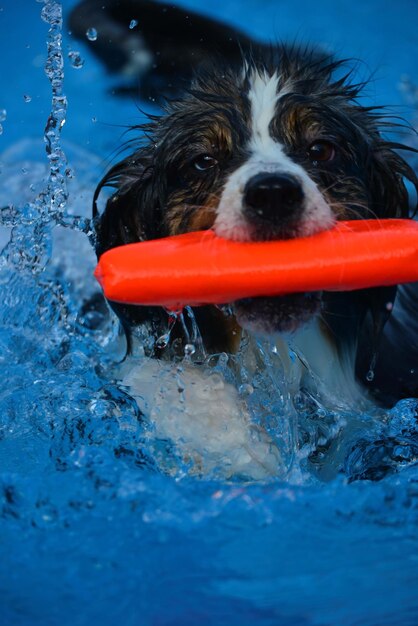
[95,47,417,338]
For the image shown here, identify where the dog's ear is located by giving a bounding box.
[368,141,418,219]
[92,145,173,345]
[93,146,164,258]
[355,141,418,394]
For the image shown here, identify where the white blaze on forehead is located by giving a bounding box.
[214,67,335,241]
[248,70,281,146]
[248,69,294,153]
[248,69,294,163]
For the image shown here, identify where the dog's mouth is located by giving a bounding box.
[232,292,322,335]
[217,199,325,335]
[216,216,325,336]
[211,169,333,334]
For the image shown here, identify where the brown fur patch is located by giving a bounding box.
[166,194,219,235]
[187,204,218,232]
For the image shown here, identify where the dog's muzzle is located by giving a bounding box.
[243,172,304,228]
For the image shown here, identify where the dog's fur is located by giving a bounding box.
[72,1,418,410]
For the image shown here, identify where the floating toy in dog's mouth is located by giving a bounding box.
[94,219,418,308]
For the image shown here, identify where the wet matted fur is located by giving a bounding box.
[93,46,417,387]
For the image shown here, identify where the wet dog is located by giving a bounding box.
[71,1,418,476]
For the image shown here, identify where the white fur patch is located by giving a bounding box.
[214,68,335,241]
[118,332,369,480]
[119,359,283,480]
[248,70,281,149]
[289,318,371,409]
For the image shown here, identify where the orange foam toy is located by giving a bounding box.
[94,219,418,308]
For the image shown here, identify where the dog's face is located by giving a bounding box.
[96,50,416,337]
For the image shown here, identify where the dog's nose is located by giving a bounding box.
[243,173,304,225]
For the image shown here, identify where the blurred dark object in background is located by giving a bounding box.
[69,0,263,102]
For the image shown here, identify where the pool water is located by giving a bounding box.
[1,1,418,624]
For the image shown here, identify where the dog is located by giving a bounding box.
[71,0,418,478]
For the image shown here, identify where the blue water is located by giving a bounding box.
[1,1,418,624]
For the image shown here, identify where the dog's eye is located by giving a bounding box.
[308,141,336,163]
[192,155,218,172]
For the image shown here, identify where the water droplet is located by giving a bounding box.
[385,301,393,312]
[21,167,28,174]
[184,343,195,356]
[0,124,3,136]
[156,333,170,350]
[239,383,254,396]
[23,94,32,103]
[0,109,6,122]
[86,27,98,41]
[129,19,138,29]
[366,369,375,382]
[68,50,84,69]
[91,116,97,123]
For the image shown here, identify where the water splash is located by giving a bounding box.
[0,0,92,276]
[41,0,68,223]
[184,306,206,359]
